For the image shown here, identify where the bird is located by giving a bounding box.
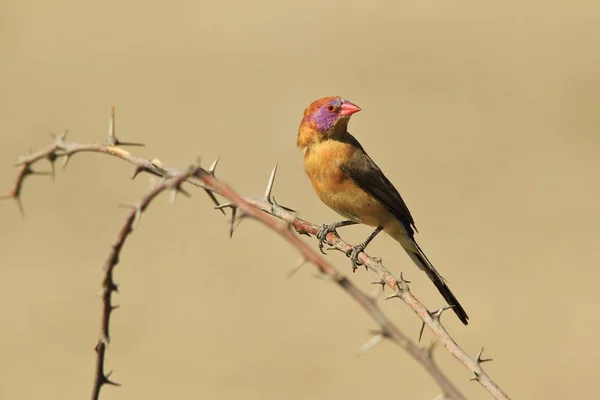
[297,96,469,325]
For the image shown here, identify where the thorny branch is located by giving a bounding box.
[3,109,510,400]
[91,167,199,400]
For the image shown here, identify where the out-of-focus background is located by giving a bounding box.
[2,1,599,399]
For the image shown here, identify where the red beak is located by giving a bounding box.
[340,100,361,116]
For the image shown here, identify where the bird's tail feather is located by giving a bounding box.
[405,247,469,325]
[388,225,469,325]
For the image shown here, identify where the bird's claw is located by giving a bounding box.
[346,244,365,272]
[316,223,340,254]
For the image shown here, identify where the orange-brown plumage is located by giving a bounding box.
[297,96,470,325]
[303,139,393,227]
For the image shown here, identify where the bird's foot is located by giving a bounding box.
[346,244,366,272]
[316,223,341,254]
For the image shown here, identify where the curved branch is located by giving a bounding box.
[240,193,507,399]
[4,118,510,400]
[91,167,198,400]
[197,169,466,399]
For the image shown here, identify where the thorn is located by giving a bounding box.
[62,154,72,169]
[46,153,57,181]
[418,321,426,342]
[19,165,51,178]
[230,211,249,235]
[395,281,406,293]
[384,291,401,300]
[204,189,223,214]
[21,164,32,177]
[475,346,493,364]
[229,207,238,237]
[130,166,146,180]
[202,158,223,213]
[356,334,385,356]
[264,163,278,203]
[168,181,191,204]
[371,279,386,291]
[177,185,191,198]
[470,371,480,382]
[271,196,296,213]
[395,272,411,292]
[430,305,454,321]
[399,272,411,284]
[168,185,190,204]
[150,158,164,171]
[31,170,53,177]
[108,106,116,145]
[209,157,220,174]
[108,281,119,293]
[287,257,308,278]
[169,188,177,204]
[104,370,122,387]
[107,106,144,147]
[1,193,25,216]
[190,163,203,176]
[215,203,235,210]
[114,140,145,147]
[16,197,25,216]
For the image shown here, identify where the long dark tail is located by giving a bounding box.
[405,243,469,325]
[388,225,469,325]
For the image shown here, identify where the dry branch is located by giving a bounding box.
[91,167,199,400]
[3,110,510,400]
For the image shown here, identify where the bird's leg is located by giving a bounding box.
[347,226,383,271]
[316,220,357,254]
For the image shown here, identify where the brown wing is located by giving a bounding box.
[338,133,417,234]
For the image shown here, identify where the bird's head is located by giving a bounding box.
[301,96,361,134]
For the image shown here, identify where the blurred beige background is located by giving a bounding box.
[2,0,599,399]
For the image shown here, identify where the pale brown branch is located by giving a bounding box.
[4,116,511,399]
[241,193,509,400]
[196,169,466,399]
[91,166,199,400]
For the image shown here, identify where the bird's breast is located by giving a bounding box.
[303,141,352,192]
[303,141,390,226]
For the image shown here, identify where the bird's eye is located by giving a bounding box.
[326,105,335,112]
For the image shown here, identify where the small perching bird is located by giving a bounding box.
[297,96,469,325]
